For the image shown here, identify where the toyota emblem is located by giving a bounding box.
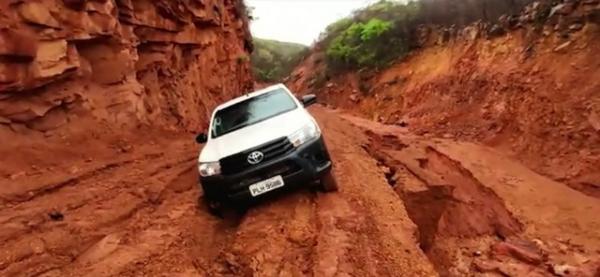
[247,151,264,165]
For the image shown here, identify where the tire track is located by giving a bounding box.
[0,149,198,276]
[209,191,319,276]
[65,161,211,276]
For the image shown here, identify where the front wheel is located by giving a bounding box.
[198,196,223,218]
[320,171,339,192]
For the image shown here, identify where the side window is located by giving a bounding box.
[211,117,222,138]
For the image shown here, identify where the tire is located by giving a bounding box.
[199,196,223,218]
[320,170,339,192]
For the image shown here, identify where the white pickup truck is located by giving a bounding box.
[195,84,338,215]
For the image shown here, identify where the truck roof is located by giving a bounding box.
[215,83,289,111]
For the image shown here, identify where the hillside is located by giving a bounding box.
[251,38,308,82]
[283,1,600,274]
[289,0,600,197]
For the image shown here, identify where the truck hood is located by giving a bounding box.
[198,108,315,162]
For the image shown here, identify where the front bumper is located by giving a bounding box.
[199,136,332,203]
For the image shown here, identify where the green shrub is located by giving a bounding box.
[321,1,423,71]
[318,0,535,72]
[325,17,410,69]
[327,20,376,66]
[361,19,392,40]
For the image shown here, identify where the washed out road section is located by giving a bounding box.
[1,107,599,276]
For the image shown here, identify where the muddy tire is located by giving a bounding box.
[320,171,339,192]
[199,196,223,218]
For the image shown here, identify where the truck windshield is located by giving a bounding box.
[211,88,298,138]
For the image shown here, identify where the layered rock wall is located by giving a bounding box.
[0,0,254,133]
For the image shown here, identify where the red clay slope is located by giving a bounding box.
[288,2,600,197]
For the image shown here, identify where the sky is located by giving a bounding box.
[246,0,377,46]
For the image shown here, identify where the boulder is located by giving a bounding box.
[0,28,38,61]
[464,25,480,40]
[499,14,509,26]
[487,24,506,38]
[507,15,520,29]
[26,108,69,132]
[550,3,576,17]
[491,240,545,265]
[34,40,72,77]
[18,2,61,28]
[552,264,576,276]
[77,42,132,85]
[0,39,80,92]
[473,260,500,273]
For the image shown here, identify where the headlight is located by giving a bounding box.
[198,162,221,177]
[288,122,321,147]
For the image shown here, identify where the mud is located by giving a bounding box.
[344,110,600,276]
[1,107,599,276]
[362,131,525,275]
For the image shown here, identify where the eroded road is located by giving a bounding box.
[2,107,599,276]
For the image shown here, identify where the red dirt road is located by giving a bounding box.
[1,107,599,276]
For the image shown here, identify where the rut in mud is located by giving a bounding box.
[339,110,600,276]
[361,131,523,273]
[0,146,200,276]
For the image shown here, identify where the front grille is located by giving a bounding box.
[220,137,295,175]
[229,161,301,192]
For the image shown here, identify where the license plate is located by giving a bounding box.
[249,175,284,197]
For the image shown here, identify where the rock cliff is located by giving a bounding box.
[0,0,254,134]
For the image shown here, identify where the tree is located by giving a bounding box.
[318,0,536,72]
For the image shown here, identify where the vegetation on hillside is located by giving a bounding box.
[251,38,309,82]
[320,0,535,71]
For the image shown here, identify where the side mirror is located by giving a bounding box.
[196,133,208,144]
[301,94,317,107]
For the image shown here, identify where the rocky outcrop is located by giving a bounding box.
[416,0,600,46]
[0,0,254,132]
